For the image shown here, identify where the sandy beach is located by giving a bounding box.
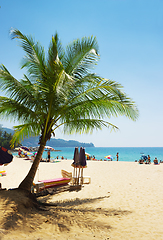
[1,156,163,240]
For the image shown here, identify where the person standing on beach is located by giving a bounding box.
[147,155,151,164]
[116,152,119,161]
[47,150,50,162]
[18,148,21,157]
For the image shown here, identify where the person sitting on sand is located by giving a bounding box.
[31,154,35,161]
[18,149,22,157]
[24,152,30,160]
[154,157,158,164]
[139,159,144,164]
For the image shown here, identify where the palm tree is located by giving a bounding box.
[0,29,139,192]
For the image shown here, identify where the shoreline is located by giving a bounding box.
[12,146,163,163]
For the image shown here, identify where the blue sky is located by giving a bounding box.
[0,0,163,147]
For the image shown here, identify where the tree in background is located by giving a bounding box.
[0,128,13,149]
[0,29,139,193]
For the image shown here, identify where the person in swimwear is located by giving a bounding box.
[145,155,151,164]
[116,152,119,161]
[154,157,158,164]
[47,150,50,162]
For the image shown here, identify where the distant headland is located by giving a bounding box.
[1,127,95,148]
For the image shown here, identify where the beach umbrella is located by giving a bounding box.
[27,152,33,155]
[0,146,13,166]
[104,155,113,160]
[21,146,30,151]
[79,147,87,167]
[20,148,28,154]
[45,146,51,149]
[85,152,90,156]
[78,147,87,185]
[72,147,79,165]
[72,147,79,184]
[140,154,147,161]
[45,146,54,150]
[85,152,90,159]
[14,147,20,151]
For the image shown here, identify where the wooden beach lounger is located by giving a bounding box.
[61,169,91,185]
[32,177,71,193]
[40,178,71,189]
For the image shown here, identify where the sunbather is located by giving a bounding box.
[154,157,158,164]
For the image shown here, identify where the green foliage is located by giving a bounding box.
[0,128,13,149]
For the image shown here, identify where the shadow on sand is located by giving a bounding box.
[0,189,132,236]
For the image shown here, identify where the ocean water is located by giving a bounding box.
[14,147,163,162]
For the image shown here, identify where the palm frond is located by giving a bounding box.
[10,123,41,147]
[47,33,65,64]
[63,36,99,78]
[55,75,138,123]
[0,96,39,123]
[10,28,46,81]
[61,119,119,134]
[0,66,41,109]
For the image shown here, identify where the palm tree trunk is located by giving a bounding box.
[18,143,45,192]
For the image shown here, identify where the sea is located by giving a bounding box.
[13,147,163,162]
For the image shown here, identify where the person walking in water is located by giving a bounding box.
[116,152,119,161]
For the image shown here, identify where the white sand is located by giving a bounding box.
[1,156,163,239]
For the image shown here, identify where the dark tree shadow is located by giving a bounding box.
[0,189,132,236]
